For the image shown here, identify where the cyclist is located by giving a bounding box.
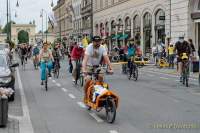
[20,44,28,66]
[71,42,84,82]
[82,36,113,102]
[39,43,54,85]
[52,43,61,71]
[127,41,136,69]
[168,42,175,69]
[32,44,40,68]
[174,36,191,82]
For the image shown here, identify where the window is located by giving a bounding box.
[133,15,140,29]
[143,12,152,27]
[105,0,108,7]
[155,9,165,26]
[118,18,123,31]
[111,20,116,33]
[125,17,131,31]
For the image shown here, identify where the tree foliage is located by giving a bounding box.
[18,30,29,44]
[2,21,16,33]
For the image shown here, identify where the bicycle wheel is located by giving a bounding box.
[79,74,84,87]
[133,67,138,81]
[199,74,200,87]
[55,67,60,79]
[106,98,116,123]
[45,70,48,91]
[127,68,131,80]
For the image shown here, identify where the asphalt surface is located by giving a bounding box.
[12,57,200,133]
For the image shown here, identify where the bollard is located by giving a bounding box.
[0,95,8,127]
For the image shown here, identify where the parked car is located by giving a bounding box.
[0,50,19,101]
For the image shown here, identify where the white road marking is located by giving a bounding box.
[52,80,56,83]
[146,74,154,77]
[68,93,76,99]
[16,68,34,133]
[89,112,104,123]
[77,102,86,109]
[190,78,197,81]
[160,77,169,80]
[61,88,68,92]
[56,83,61,87]
[110,130,119,133]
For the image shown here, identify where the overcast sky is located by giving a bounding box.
[0,0,57,32]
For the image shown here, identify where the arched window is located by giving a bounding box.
[100,23,104,37]
[118,18,123,31]
[105,22,109,36]
[125,17,131,31]
[155,9,165,44]
[155,9,165,26]
[95,24,99,35]
[111,20,116,34]
[133,15,140,31]
[143,12,152,27]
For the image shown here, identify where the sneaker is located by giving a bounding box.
[41,81,44,85]
[48,73,52,77]
[72,79,75,82]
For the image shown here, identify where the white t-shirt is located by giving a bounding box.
[85,43,107,66]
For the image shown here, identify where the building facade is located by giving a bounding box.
[72,0,82,42]
[81,0,93,39]
[11,24,36,45]
[53,0,73,45]
[93,0,200,56]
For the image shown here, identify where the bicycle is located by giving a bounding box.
[74,60,84,86]
[44,61,49,91]
[21,55,26,70]
[181,53,190,87]
[53,59,60,79]
[84,67,118,123]
[127,57,138,81]
[33,55,39,70]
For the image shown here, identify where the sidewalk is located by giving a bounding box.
[0,74,23,133]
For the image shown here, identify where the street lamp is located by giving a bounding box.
[6,0,19,42]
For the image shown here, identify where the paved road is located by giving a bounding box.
[14,58,200,133]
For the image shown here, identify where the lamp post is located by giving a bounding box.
[6,0,19,42]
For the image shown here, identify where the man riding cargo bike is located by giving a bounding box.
[82,36,119,123]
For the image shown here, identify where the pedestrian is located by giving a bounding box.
[188,39,196,59]
[157,39,164,60]
[168,42,175,69]
[198,45,200,78]
[152,44,158,65]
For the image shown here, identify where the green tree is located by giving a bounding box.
[2,21,16,33]
[18,30,29,44]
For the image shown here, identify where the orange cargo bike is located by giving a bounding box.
[83,67,119,123]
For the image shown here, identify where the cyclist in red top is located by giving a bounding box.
[71,42,84,82]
